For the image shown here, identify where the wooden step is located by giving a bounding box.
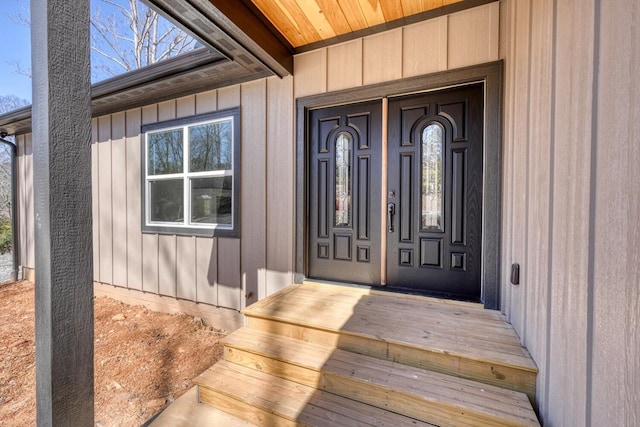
[195,360,436,427]
[222,327,540,427]
[242,282,538,401]
[147,386,256,427]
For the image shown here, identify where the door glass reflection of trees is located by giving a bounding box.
[334,132,352,227]
[421,123,443,230]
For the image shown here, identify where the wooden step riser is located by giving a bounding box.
[246,316,536,403]
[197,361,438,427]
[224,346,537,427]
[225,346,323,387]
[201,387,423,427]
[199,387,297,427]
[243,284,537,372]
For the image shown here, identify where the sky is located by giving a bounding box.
[0,1,32,103]
[0,0,196,107]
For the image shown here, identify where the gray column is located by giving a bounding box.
[31,0,94,425]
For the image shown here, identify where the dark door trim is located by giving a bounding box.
[295,60,503,309]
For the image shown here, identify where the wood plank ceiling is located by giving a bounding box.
[248,0,463,48]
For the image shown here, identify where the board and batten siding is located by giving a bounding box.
[294,2,500,98]
[100,80,295,315]
[501,0,640,425]
[16,76,296,330]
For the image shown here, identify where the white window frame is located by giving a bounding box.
[141,107,240,237]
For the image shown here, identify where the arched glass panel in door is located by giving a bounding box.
[335,131,352,227]
[421,123,443,230]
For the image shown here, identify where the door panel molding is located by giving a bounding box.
[308,101,382,284]
[296,61,502,309]
[386,85,483,299]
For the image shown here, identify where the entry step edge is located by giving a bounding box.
[302,280,487,308]
[195,360,437,427]
[221,327,540,427]
[242,283,538,373]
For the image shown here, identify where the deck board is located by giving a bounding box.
[243,282,537,370]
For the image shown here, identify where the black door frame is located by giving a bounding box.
[295,61,503,309]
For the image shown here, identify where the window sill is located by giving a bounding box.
[142,224,239,238]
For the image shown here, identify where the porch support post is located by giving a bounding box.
[31,0,94,425]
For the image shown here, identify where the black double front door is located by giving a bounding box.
[308,84,484,300]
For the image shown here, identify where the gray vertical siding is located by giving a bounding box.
[91,119,100,283]
[17,76,295,312]
[240,80,267,307]
[501,0,640,425]
[125,79,292,310]
[194,90,219,305]
[141,104,160,295]
[550,1,593,423]
[111,111,127,288]
[502,0,595,423]
[266,76,295,297]
[591,2,640,426]
[97,115,113,286]
[216,85,242,309]
[125,108,143,290]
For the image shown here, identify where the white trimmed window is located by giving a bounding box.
[142,107,240,237]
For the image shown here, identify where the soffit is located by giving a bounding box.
[245,0,465,49]
[0,47,273,136]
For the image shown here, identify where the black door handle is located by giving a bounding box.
[387,203,395,233]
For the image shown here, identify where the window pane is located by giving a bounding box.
[191,176,232,225]
[189,120,232,172]
[421,124,443,230]
[335,132,352,227]
[148,129,183,175]
[149,179,184,222]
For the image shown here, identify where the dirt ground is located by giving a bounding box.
[0,281,226,426]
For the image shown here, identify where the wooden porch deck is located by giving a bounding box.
[168,282,539,426]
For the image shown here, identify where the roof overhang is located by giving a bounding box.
[145,0,293,77]
[0,46,274,136]
[0,0,295,136]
